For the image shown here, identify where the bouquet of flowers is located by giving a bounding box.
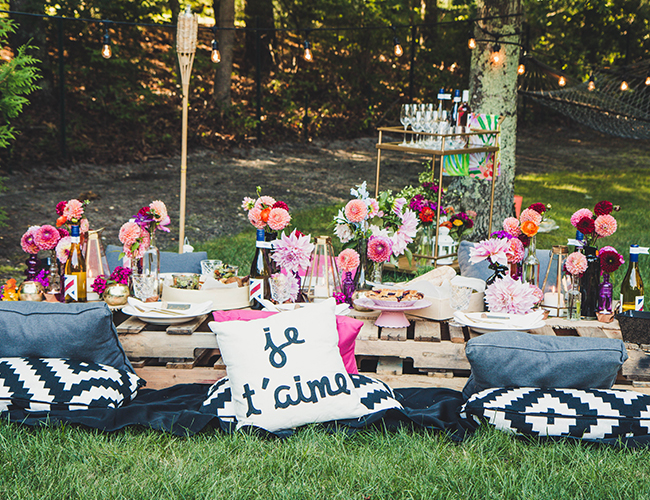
[270,229,314,303]
[502,202,550,247]
[570,200,618,247]
[242,187,291,233]
[91,266,132,296]
[397,170,445,229]
[442,209,476,241]
[21,224,63,256]
[119,200,170,261]
[55,199,90,232]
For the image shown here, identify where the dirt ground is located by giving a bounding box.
[0,121,647,277]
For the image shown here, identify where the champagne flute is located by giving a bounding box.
[399,104,410,146]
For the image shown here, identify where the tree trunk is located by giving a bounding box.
[213,0,235,108]
[448,0,522,241]
[168,0,181,25]
[422,0,438,50]
[243,0,275,73]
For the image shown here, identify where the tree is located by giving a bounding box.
[213,0,236,108]
[0,18,41,149]
[448,0,522,240]
[243,0,275,73]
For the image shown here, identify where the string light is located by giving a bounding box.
[101,24,112,59]
[303,39,313,62]
[587,74,595,91]
[645,70,650,86]
[558,75,566,87]
[489,43,501,65]
[620,80,629,91]
[391,26,403,57]
[517,59,525,75]
[210,27,220,63]
[468,32,477,50]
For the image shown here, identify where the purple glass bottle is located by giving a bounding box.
[598,273,613,314]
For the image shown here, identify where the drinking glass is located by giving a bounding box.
[412,108,423,147]
[449,284,473,327]
[132,274,160,302]
[399,104,411,146]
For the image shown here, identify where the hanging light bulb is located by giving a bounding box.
[393,37,403,57]
[101,27,111,59]
[489,43,501,65]
[587,74,596,91]
[303,39,313,62]
[646,71,650,86]
[517,61,526,75]
[468,34,477,50]
[620,80,629,91]
[211,39,221,63]
[558,75,566,87]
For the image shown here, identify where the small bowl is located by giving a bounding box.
[172,273,200,290]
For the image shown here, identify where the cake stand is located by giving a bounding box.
[353,296,432,328]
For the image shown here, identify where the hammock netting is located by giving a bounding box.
[518,57,650,140]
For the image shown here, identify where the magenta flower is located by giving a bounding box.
[21,226,41,254]
[34,225,61,251]
[571,208,593,228]
[271,230,314,273]
[469,238,510,266]
[485,275,540,315]
[367,235,392,263]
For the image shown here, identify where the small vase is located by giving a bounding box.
[580,245,600,319]
[134,232,161,301]
[416,225,435,266]
[102,283,130,307]
[369,261,383,285]
[48,249,61,293]
[354,239,371,290]
[598,272,613,314]
[567,274,581,321]
[522,235,540,287]
[25,253,40,281]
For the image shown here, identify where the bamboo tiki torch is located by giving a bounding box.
[176,7,198,253]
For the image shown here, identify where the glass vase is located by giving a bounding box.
[368,261,383,285]
[25,253,40,281]
[134,232,160,301]
[567,274,581,321]
[48,249,61,293]
[598,272,613,314]
[522,235,540,287]
[342,271,355,306]
[416,225,434,266]
[580,245,600,319]
[354,239,371,290]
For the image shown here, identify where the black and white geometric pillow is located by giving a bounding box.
[460,387,650,440]
[200,374,402,422]
[0,357,144,412]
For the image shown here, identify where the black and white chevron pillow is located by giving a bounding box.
[460,387,650,440]
[0,358,144,412]
[201,373,402,422]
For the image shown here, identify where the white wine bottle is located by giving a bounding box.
[620,245,648,312]
[64,224,87,302]
[249,228,272,310]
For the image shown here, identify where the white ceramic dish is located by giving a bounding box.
[454,311,546,333]
[123,300,213,325]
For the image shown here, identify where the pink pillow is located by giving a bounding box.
[212,310,361,374]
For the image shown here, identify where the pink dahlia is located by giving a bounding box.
[267,207,291,231]
[127,229,150,260]
[337,249,360,273]
[150,200,168,222]
[519,208,542,226]
[34,225,60,251]
[271,230,314,273]
[367,235,393,263]
[344,199,368,223]
[506,237,525,264]
[21,226,40,254]
[55,236,72,264]
[594,214,617,237]
[247,207,266,229]
[469,238,510,267]
[62,199,84,222]
[80,218,90,233]
[254,196,276,210]
[565,251,588,276]
[571,208,593,228]
[119,221,141,247]
[503,217,521,237]
[367,198,380,218]
[485,275,540,315]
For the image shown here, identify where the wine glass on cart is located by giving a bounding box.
[399,104,411,146]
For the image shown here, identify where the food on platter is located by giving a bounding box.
[369,288,424,307]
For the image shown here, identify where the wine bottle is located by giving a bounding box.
[249,228,272,310]
[64,224,87,303]
[620,245,648,312]
[457,90,471,128]
[450,89,461,126]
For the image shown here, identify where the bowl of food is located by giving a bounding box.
[368,288,424,307]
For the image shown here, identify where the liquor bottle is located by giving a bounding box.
[620,245,648,312]
[436,87,446,120]
[450,89,461,125]
[249,228,272,310]
[457,90,471,128]
[64,224,87,303]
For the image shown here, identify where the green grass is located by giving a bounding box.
[2,422,650,499]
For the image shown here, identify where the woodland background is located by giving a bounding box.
[1,0,648,169]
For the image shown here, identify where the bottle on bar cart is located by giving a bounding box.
[457,90,471,128]
[620,244,648,312]
[64,224,87,303]
[249,228,272,310]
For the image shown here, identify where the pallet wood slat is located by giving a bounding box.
[413,320,441,342]
[116,317,148,334]
[166,314,209,335]
[448,324,466,344]
[380,327,407,341]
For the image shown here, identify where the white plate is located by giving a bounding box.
[123,300,213,325]
[454,311,546,333]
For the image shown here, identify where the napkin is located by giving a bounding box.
[454,310,545,330]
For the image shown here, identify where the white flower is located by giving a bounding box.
[350,181,369,200]
[369,224,390,238]
[334,223,354,244]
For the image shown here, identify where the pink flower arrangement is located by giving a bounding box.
[485,275,541,315]
[337,249,360,273]
[21,224,62,255]
[20,226,41,254]
[271,230,315,273]
[571,201,619,246]
[242,188,291,232]
[565,251,588,276]
[469,238,510,267]
[56,199,89,227]
[91,266,133,295]
[367,235,393,263]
